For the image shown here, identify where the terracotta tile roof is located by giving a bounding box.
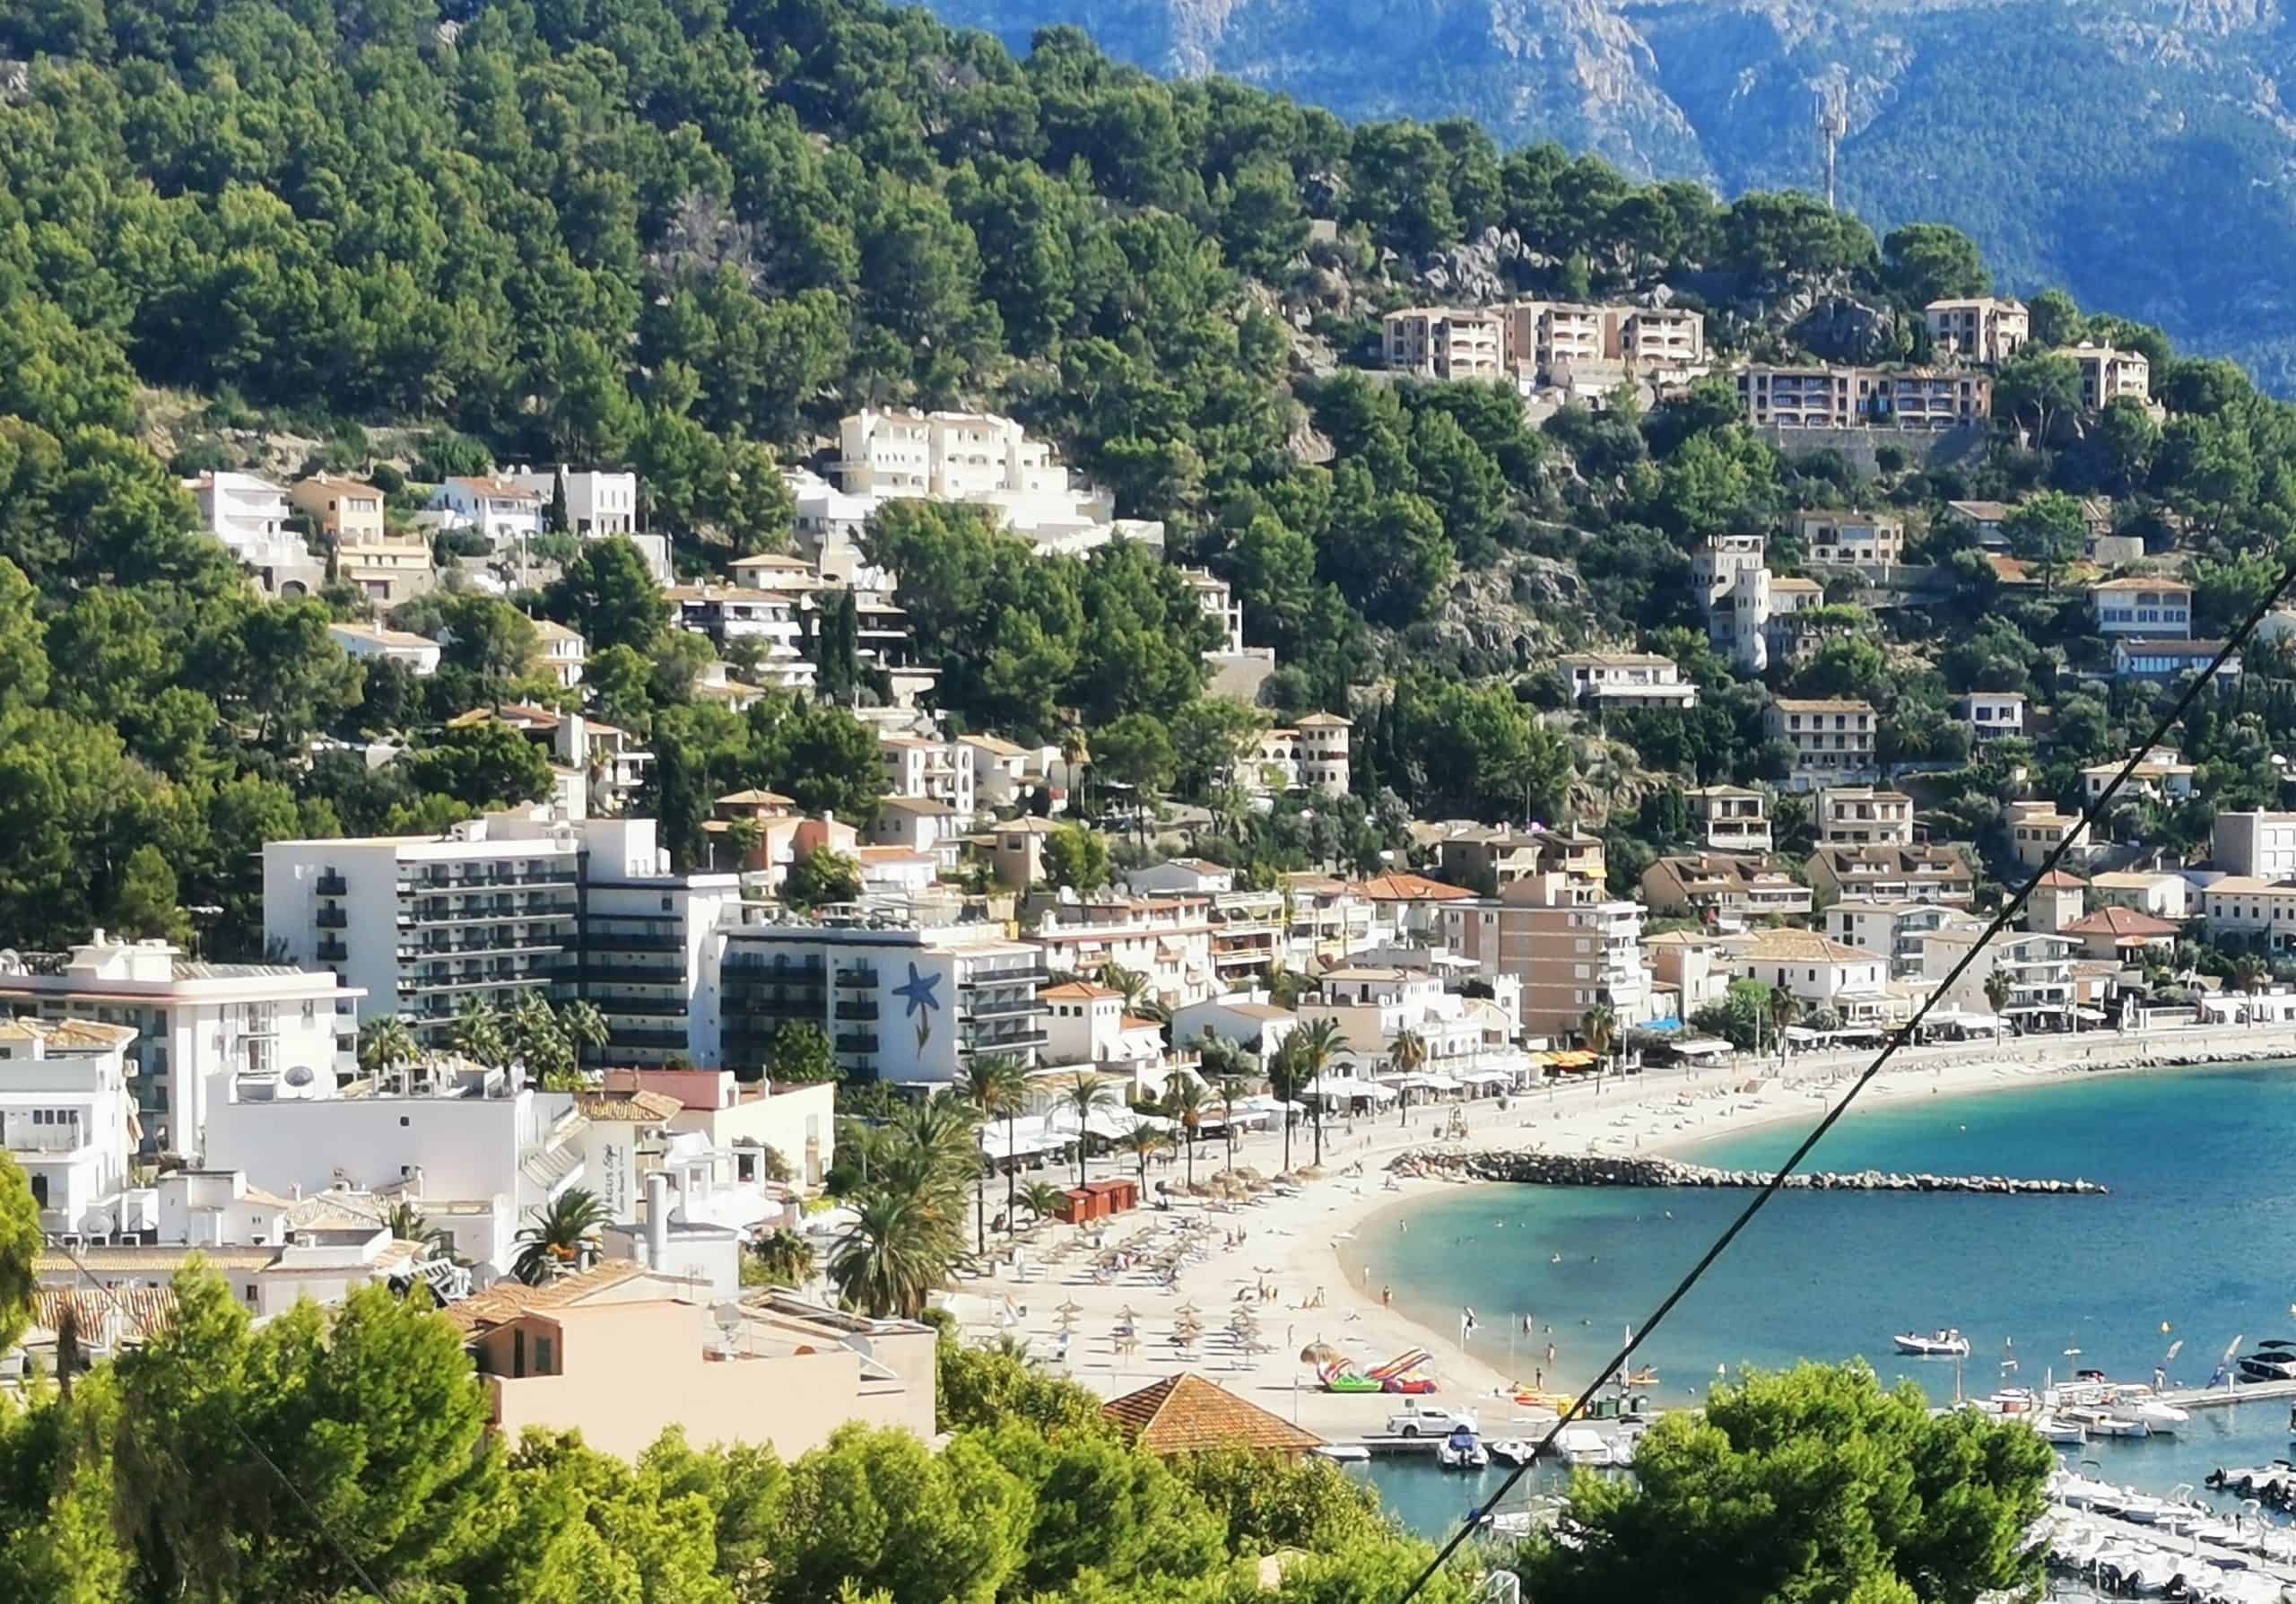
[1356,872,1473,903]
[442,1260,655,1333]
[1042,981,1120,1000]
[2061,906,2181,938]
[574,1089,683,1123]
[2033,870,2088,889]
[1101,1373,1326,1456]
[29,1286,178,1341]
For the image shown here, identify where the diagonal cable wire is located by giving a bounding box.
[44,1232,394,1600]
[1395,560,2296,1603]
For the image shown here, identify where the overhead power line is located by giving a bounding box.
[1393,560,2296,1604]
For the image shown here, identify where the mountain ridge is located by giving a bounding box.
[926,0,2296,386]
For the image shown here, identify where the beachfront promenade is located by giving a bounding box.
[936,1019,2296,1441]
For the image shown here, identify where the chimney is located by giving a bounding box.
[646,1172,669,1268]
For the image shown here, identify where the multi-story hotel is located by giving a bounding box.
[1686,785,1772,852]
[1438,872,1650,1040]
[1734,364,1990,430]
[1794,509,1905,570]
[1380,306,1510,380]
[1925,297,2029,365]
[1813,786,1916,848]
[1764,698,1878,785]
[1028,896,1216,1009]
[2061,343,2152,409]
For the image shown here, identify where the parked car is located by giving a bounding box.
[1387,1402,1478,1437]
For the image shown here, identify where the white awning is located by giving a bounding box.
[1298,1077,1397,1103]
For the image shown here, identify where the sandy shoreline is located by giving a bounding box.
[939,1024,2296,1442]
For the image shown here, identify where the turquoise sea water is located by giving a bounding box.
[1343,1063,2296,1536]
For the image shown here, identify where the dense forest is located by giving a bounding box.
[2,0,2296,956]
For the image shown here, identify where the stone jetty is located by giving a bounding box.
[1390,1150,2106,1195]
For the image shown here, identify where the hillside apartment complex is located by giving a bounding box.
[1381,301,1708,387]
[1734,364,1993,431]
[1925,297,2030,364]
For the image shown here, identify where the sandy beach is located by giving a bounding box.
[939,1023,2296,1442]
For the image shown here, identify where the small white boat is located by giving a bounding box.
[1553,1425,1615,1467]
[2031,1414,2087,1445]
[1894,1329,1972,1357]
[1310,1443,1370,1463]
[2126,1398,2189,1434]
[1437,1430,1491,1470]
[1487,1438,1538,1467]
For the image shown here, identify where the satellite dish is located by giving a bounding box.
[711,1301,744,1337]
[284,1065,315,1087]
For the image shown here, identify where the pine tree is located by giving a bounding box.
[546,471,570,535]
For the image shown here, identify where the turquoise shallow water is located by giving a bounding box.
[1344,1063,2296,1536]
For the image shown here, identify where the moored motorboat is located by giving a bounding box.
[1487,1437,1538,1467]
[2031,1414,2087,1445]
[1894,1328,1971,1356]
[1437,1427,1491,1470]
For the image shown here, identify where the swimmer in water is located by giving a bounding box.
[1551,1251,1561,1263]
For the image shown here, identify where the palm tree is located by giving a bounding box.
[2234,954,2270,1025]
[1292,1018,1345,1168]
[557,998,610,1068]
[358,1016,420,1095]
[452,999,511,1077]
[383,1201,457,1262]
[1162,1077,1210,1190]
[1265,1034,1302,1172]
[512,1187,607,1285]
[1019,1180,1071,1227]
[1117,1123,1171,1193]
[958,1052,1031,1252]
[1217,1076,1254,1172]
[1767,989,1799,1068]
[828,1187,946,1319]
[749,1229,816,1288]
[883,1092,981,1224]
[1059,1073,1118,1186]
[1387,1028,1428,1127]
[1982,969,2013,1021]
[1580,1005,1617,1083]
[1103,963,1151,1016]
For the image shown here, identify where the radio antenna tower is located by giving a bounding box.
[1815,87,1848,210]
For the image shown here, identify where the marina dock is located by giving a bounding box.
[2156,1378,2296,1411]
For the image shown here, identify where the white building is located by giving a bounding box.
[534,620,587,689]
[881,735,975,816]
[1814,786,1915,848]
[1125,859,1236,896]
[2005,801,2095,871]
[1921,928,2075,1025]
[1030,895,1215,1010]
[1170,995,1299,1063]
[1961,692,2027,744]
[184,470,292,555]
[1178,568,1246,656]
[1765,699,1878,787]
[1827,899,1981,980]
[717,913,1048,1086]
[1687,785,1772,852]
[668,586,816,691]
[1559,653,1698,710]
[1925,297,2029,365]
[2086,870,2190,921]
[0,936,358,1159]
[503,466,639,536]
[1253,712,1351,798]
[2089,577,2192,639]
[2084,748,2195,805]
[2214,811,2296,879]
[0,1017,138,1233]
[326,623,442,676]
[201,1067,579,1281]
[432,475,545,545]
[1729,928,1897,1026]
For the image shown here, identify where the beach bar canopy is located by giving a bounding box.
[1297,1077,1397,1103]
[1922,1008,2006,1034]
[1667,1036,1734,1058]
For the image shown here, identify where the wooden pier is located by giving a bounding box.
[2156,1377,2296,1411]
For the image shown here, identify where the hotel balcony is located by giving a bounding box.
[316,906,349,929]
[833,966,881,989]
[833,999,880,1021]
[316,872,349,897]
[835,1031,881,1056]
[613,1027,690,1050]
[588,993,690,1018]
[584,930,686,953]
[961,994,1047,1021]
[317,939,349,963]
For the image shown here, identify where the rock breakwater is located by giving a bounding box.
[1391,1150,2106,1195]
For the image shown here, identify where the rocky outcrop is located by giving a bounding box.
[1391,1149,2107,1195]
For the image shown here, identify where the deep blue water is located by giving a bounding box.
[1343,1063,2296,1536]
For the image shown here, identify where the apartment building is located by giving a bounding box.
[867,797,965,873]
[1560,652,1698,710]
[1921,928,2075,1024]
[1736,364,1857,429]
[265,814,596,1044]
[326,622,441,676]
[1381,306,1509,380]
[1439,872,1650,1040]
[1178,568,1246,656]
[335,535,437,606]
[1639,852,1813,928]
[1429,826,1604,894]
[1205,889,1286,986]
[442,705,651,816]
[841,407,1074,502]
[2089,577,2192,638]
[1961,692,2027,744]
[2087,870,2190,921]
[502,466,639,536]
[1622,305,1707,372]
[1925,297,2030,365]
[1,1017,138,1234]
[718,912,1048,1085]
[431,476,544,544]
[1729,928,1897,1027]
[2061,343,2152,408]
[0,936,357,1159]
[2213,811,2296,878]
[1805,843,1976,907]
[1813,786,1915,848]
[288,473,387,541]
[1794,509,1905,571]
[2202,877,2296,950]
[667,585,815,690]
[1280,875,1378,969]
[2004,801,2093,872]
[2083,747,2194,805]
[881,735,975,816]
[2057,906,2182,963]
[1827,900,1981,979]
[1735,365,1989,430]
[574,853,743,1070]
[1029,896,1215,1009]
[1686,785,1772,852]
[1764,698,1877,786]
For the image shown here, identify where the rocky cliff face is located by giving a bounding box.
[926,0,2296,388]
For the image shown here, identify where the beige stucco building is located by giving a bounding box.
[1438,872,1649,1040]
[1381,306,1509,380]
[1925,297,2029,365]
